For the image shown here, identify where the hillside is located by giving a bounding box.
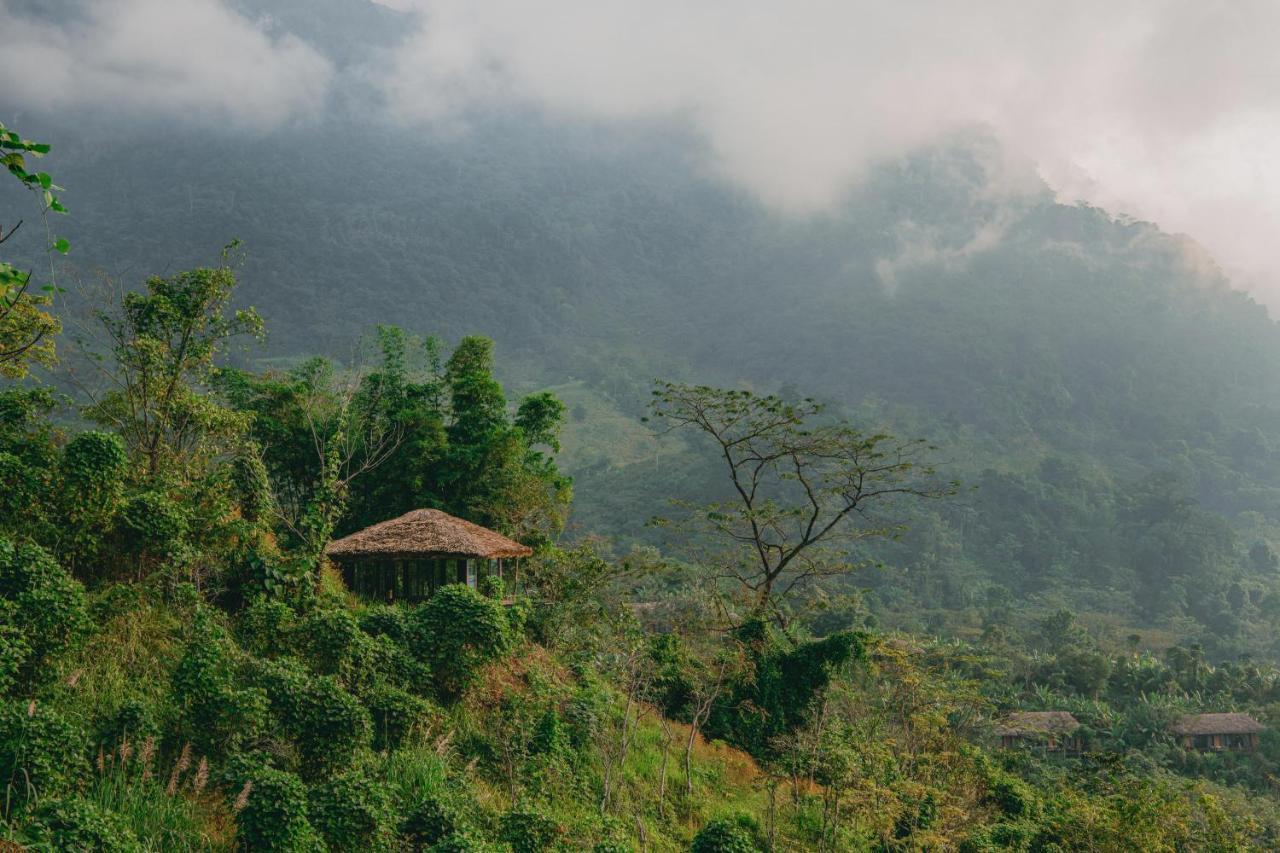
[7,97,1279,658]
[6,93,1280,851]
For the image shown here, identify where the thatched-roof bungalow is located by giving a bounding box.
[995,711,1083,754]
[325,509,531,603]
[1171,713,1264,752]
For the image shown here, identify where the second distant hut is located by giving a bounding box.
[995,711,1083,754]
[1170,713,1264,752]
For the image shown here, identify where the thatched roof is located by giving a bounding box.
[325,509,533,561]
[1171,713,1264,736]
[996,711,1081,737]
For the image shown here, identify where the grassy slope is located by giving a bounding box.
[37,587,769,851]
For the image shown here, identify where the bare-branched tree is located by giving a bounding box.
[649,382,954,621]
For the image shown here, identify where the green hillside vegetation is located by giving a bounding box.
[14,95,1280,660]
[8,69,1280,849]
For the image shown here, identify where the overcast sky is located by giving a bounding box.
[3,0,1279,303]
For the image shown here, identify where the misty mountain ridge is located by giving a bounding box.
[7,2,1280,647]
[14,6,1280,849]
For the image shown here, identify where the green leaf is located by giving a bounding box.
[29,143,50,154]
[53,238,70,255]
[36,172,52,189]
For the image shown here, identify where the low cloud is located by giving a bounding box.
[380,0,1280,301]
[0,0,333,128]
[4,0,1279,302]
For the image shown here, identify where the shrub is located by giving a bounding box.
[478,574,505,601]
[986,769,1040,820]
[237,598,297,658]
[366,683,433,751]
[563,679,609,751]
[361,604,412,645]
[499,808,562,853]
[690,815,763,853]
[95,698,161,750]
[295,607,412,695]
[592,842,633,853]
[0,609,32,697]
[529,708,565,756]
[57,431,128,567]
[171,612,268,755]
[295,608,364,675]
[367,633,434,696]
[705,621,863,758]
[230,451,272,523]
[402,793,468,848]
[0,454,48,543]
[117,490,189,564]
[959,821,1037,852]
[647,633,695,721]
[412,586,512,698]
[430,832,502,852]
[0,700,90,810]
[29,796,141,852]
[233,766,322,852]
[0,538,90,687]
[307,767,396,851]
[248,657,371,778]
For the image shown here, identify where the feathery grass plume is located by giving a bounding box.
[232,781,252,812]
[167,743,192,795]
[97,744,106,774]
[139,736,156,782]
[26,700,35,718]
[434,730,454,756]
[119,736,133,766]
[65,670,82,687]
[192,757,208,794]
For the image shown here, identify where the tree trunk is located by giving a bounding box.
[657,716,673,817]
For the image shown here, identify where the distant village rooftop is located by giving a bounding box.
[325,509,533,561]
[995,711,1081,737]
[1170,713,1264,737]
[995,711,1083,754]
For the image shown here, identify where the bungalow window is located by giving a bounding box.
[467,560,478,589]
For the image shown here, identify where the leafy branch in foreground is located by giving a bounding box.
[0,121,69,378]
[649,382,955,619]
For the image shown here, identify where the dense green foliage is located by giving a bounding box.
[10,48,1280,845]
[415,585,514,698]
[17,88,1280,658]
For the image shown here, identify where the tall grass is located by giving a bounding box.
[62,586,185,722]
[378,742,452,813]
[87,738,232,852]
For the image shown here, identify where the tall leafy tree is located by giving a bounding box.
[220,354,402,567]
[440,335,570,540]
[342,327,449,531]
[81,248,263,479]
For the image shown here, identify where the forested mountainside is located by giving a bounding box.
[14,97,1280,658]
[8,1,1280,848]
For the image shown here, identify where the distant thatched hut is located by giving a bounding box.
[995,711,1083,754]
[1171,713,1264,752]
[325,509,531,603]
